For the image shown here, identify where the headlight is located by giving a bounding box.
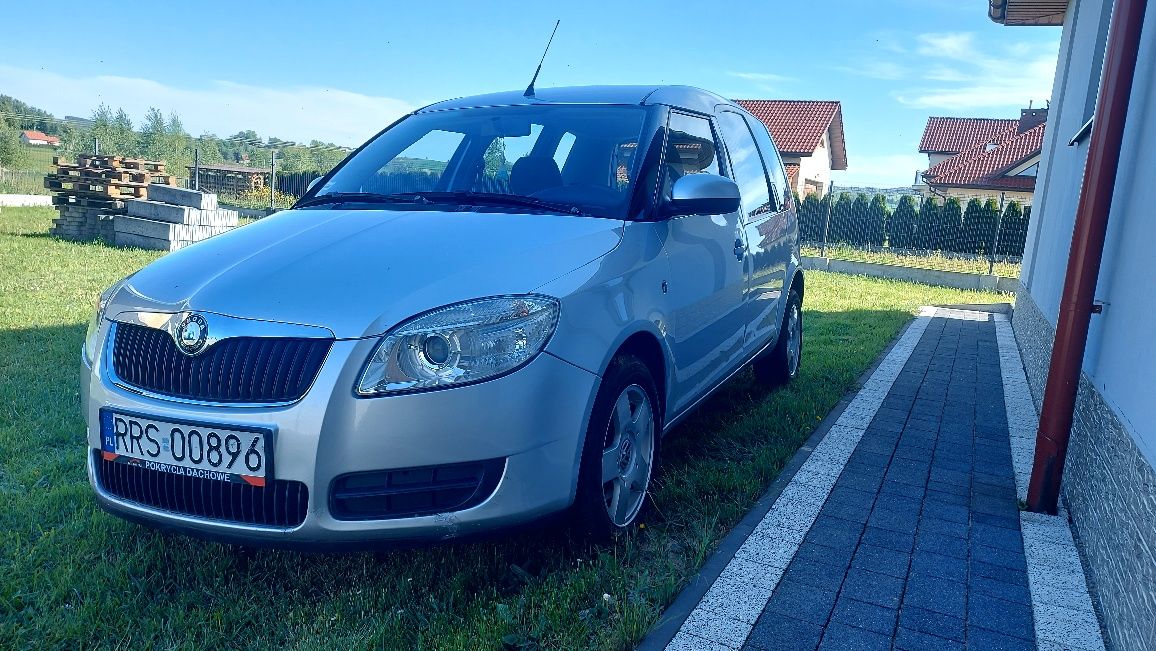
[84,277,130,365]
[357,295,560,396]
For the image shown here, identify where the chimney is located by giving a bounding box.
[1019,106,1048,133]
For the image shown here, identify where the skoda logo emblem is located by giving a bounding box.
[176,313,209,356]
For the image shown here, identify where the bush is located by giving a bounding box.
[890,195,917,249]
[829,192,854,244]
[798,193,823,243]
[939,197,964,252]
[997,201,1029,257]
[914,196,939,250]
[867,194,889,248]
[849,193,870,246]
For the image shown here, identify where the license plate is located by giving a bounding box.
[99,409,272,486]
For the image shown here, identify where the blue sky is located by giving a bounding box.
[0,0,1060,187]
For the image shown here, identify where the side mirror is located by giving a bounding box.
[306,177,322,193]
[665,173,740,216]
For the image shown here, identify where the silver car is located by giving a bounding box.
[82,85,804,546]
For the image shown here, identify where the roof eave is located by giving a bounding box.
[989,0,1068,26]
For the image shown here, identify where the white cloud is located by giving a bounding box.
[895,31,1058,110]
[0,64,416,147]
[833,153,928,189]
[835,61,908,80]
[724,71,795,93]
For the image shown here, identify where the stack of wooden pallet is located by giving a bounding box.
[47,155,176,241]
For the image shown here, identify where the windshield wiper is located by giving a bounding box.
[295,192,431,208]
[402,191,592,216]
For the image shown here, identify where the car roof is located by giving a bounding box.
[417,85,737,116]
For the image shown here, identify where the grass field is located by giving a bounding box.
[0,206,1009,650]
[803,243,1022,278]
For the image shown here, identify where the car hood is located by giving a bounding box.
[114,208,624,338]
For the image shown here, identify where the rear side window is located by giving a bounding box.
[743,115,789,209]
[717,111,774,217]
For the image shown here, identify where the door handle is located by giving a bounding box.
[734,238,744,261]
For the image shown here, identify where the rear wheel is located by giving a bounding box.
[755,288,803,386]
[573,355,659,542]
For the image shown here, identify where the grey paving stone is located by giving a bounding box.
[967,573,1032,606]
[851,543,910,579]
[817,621,892,651]
[966,625,1036,651]
[868,506,920,534]
[825,486,877,511]
[781,558,847,593]
[924,489,969,508]
[841,567,905,609]
[970,558,1029,586]
[861,525,915,554]
[909,550,967,583]
[971,543,1027,571]
[903,574,965,617]
[794,541,856,569]
[914,531,968,559]
[830,596,898,636]
[803,515,864,552]
[917,515,968,539]
[971,522,1025,552]
[968,593,1035,641]
[820,500,871,524]
[744,613,822,651]
[763,580,838,626]
[919,501,969,524]
[971,510,1020,531]
[898,605,965,642]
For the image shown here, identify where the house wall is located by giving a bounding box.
[1012,1,1156,649]
[917,186,1035,206]
[926,152,953,168]
[796,133,833,196]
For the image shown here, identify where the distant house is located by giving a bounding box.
[20,130,60,147]
[734,100,849,197]
[916,110,1047,204]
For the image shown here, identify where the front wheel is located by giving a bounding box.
[573,355,660,542]
[755,288,803,386]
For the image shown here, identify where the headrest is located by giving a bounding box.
[510,156,563,196]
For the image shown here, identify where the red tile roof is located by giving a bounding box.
[734,100,848,170]
[21,130,60,144]
[922,122,1044,192]
[918,117,1019,154]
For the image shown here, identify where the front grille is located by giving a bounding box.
[331,459,505,521]
[111,322,332,403]
[94,451,308,528]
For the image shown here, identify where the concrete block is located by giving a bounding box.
[186,208,239,227]
[148,184,217,210]
[114,231,181,252]
[125,200,194,223]
[115,216,230,241]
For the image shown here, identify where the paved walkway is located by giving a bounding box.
[646,307,1105,651]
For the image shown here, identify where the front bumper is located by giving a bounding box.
[83,335,600,546]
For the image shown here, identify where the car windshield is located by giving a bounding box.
[308,105,648,219]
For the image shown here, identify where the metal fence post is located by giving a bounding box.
[269,150,276,212]
[988,192,1006,275]
[193,148,200,191]
[819,183,835,258]
[93,137,99,155]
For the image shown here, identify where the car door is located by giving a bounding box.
[716,110,792,355]
[658,110,749,415]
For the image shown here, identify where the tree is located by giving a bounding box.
[867,194,889,248]
[798,193,823,243]
[483,138,507,178]
[890,195,918,249]
[997,201,1028,257]
[849,193,870,246]
[915,196,939,250]
[940,197,964,252]
[829,192,854,244]
[0,121,27,169]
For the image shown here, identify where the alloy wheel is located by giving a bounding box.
[600,384,654,527]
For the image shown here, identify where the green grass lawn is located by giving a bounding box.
[0,206,1009,650]
[803,243,1022,278]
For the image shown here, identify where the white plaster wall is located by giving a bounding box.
[1021,0,1156,465]
[797,134,832,195]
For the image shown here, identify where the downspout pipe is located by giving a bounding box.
[1026,0,1148,514]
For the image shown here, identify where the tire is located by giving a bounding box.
[755,287,803,386]
[573,355,660,542]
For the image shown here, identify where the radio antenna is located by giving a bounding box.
[524,20,560,98]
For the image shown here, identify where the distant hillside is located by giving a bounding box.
[0,95,60,135]
[832,185,921,210]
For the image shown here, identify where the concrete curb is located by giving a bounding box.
[0,194,52,207]
[635,315,925,651]
[802,256,1019,293]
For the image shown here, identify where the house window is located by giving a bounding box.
[1083,0,1114,122]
